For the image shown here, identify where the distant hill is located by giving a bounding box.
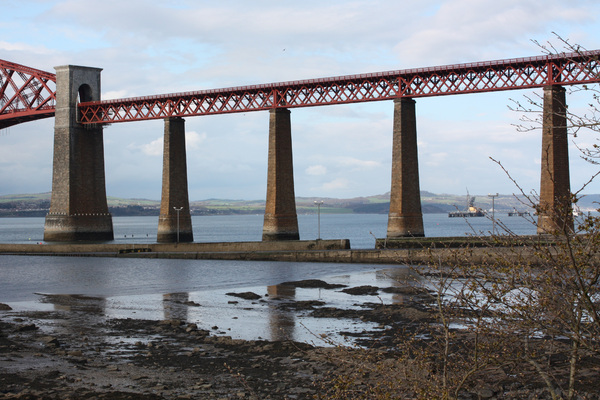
[0,191,598,217]
[578,194,600,210]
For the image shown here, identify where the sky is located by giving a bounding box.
[1,0,600,201]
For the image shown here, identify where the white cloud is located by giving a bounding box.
[0,41,50,54]
[138,137,163,157]
[306,165,327,176]
[185,131,206,150]
[321,178,350,192]
[336,157,381,170]
[393,0,595,66]
[102,90,129,100]
[423,152,448,167]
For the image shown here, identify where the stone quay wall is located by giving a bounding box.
[0,238,564,267]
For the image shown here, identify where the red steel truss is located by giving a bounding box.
[2,51,599,127]
[79,50,600,124]
[0,59,57,129]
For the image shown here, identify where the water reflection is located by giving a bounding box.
[375,267,425,305]
[7,265,430,346]
[36,294,108,338]
[40,294,106,314]
[162,292,190,321]
[267,284,296,341]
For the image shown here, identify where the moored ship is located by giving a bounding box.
[508,209,530,217]
[448,193,485,218]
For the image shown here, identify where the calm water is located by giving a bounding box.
[0,213,537,344]
[0,213,537,248]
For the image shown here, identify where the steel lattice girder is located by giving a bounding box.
[78,50,600,125]
[0,59,57,129]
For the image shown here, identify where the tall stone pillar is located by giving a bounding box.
[386,97,425,238]
[262,108,300,241]
[44,65,113,241]
[157,117,193,243]
[537,85,573,234]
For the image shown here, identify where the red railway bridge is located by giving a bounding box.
[1,50,599,243]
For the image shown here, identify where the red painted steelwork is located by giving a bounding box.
[79,50,600,124]
[0,59,56,129]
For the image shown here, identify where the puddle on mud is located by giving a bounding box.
[3,267,428,347]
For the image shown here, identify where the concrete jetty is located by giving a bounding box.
[0,236,568,267]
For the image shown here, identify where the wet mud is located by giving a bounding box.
[0,278,434,399]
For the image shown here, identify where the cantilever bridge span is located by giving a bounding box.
[0,59,56,129]
[3,51,599,125]
[1,50,599,243]
[77,50,600,123]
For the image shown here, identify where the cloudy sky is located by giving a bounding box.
[1,0,600,201]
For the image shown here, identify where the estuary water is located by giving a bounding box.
[0,212,538,248]
[0,213,537,344]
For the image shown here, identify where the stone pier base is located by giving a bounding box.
[157,215,193,243]
[44,214,114,242]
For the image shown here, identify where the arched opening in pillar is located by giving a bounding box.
[78,84,93,103]
[76,84,93,124]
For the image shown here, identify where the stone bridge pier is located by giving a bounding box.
[44,65,113,241]
[157,117,193,242]
[537,85,574,234]
[262,108,300,241]
[386,97,424,239]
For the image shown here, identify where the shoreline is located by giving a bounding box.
[0,236,563,266]
[3,273,598,399]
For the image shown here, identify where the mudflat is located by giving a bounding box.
[1,278,599,399]
[0,277,431,399]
